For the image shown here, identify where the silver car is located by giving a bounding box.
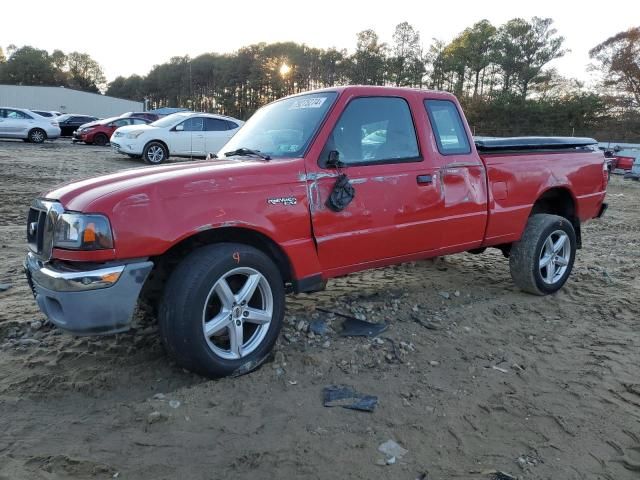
[0,107,61,143]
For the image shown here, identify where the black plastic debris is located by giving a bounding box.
[326,173,355,212]
[323,384,378,412]
[316,307,388,337]
[340,318,388,337]
[490,472,516,480]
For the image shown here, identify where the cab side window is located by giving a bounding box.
[180,117,204,131]
[321,97,420,166]
[424,100,471,155]
[6,109,31,119]
[205,118,229,131]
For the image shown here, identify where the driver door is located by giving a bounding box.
[173,117,205,156]
[305,95,444,274]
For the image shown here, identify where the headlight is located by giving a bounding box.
[126,130,145,139]
[53,213,114,250]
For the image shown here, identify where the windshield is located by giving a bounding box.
[150,113,191,128]
[219,92,337,159]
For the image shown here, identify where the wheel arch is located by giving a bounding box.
[529,186,581,248]
[141,226,296,306]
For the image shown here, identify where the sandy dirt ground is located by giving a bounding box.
[0,139,639,480]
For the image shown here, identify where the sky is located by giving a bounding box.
[3,0,639,85]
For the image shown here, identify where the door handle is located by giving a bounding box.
[417,174,433,185]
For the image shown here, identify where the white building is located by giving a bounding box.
[0,85,144,117]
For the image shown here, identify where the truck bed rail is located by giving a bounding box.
[475,136,598,153]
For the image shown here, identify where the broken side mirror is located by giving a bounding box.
[326,150,343,168]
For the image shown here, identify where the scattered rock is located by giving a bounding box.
[0,283,12,292]
[454,290,460,297]
[378,439,408,460]
[147,411,166,424]
[296,320,308,332]
[429,360,440,367]
[274,351,286,365]
[169,400,181,409]
[438,291,450,299]
[30,320,42,331]
[17,338,39,347]
[322,340,331,348]
[385,456,396,465]
[152,393,166,400]
[309,319,328,336]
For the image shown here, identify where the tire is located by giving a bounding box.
[28,128,46,143]
[509,214,576,295]
[159,243,285,378]
[143,141,168,164]
[93,133,108,146]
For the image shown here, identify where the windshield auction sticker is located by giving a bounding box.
[289,97,327,110]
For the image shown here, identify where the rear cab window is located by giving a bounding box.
[424,99,471,155]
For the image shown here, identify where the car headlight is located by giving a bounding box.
[126,130,145,139]
[53,213,114,250]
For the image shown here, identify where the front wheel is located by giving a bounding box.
[158,243,285,378]
[93,133,108,146]
[143,141,168,164]
[509,214,576,295]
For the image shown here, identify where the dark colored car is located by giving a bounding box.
[56,114,100,137]
[72,116,152,146]
[120,112,160,122]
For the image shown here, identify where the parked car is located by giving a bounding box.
[119,111,160,122]
[72,116,152,146]
[31,110,62,118]
[24,86,608,379]
[110,112,243,163]
[56,114,99,137]
[0,107,61,143]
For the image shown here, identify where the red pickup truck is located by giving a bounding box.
[24,86,608,378]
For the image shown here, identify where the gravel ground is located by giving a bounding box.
[0,139,639,480]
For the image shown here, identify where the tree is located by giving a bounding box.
[495,17,566,98]
[349,30,387,85]
[389,22,423,86]
[65,52,107,93]
[106,74,146,101]
[0,47,5,63]
[1,46,58,85]
[590,27,640,107]
[460,20,496,97]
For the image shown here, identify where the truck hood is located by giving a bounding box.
[44,158,302,212]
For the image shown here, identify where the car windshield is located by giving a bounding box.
[150,113,191,128]
[219,92,337,159]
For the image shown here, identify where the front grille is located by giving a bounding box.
[27,207,47,254]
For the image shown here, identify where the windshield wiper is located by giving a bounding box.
[224,148,271,160]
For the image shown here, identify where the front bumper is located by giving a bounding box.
[24,252,153,335]
[110,140,142,155]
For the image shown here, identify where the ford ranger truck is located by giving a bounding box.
[24,86,608,378]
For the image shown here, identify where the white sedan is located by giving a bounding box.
[110,112,244,164]
[0,107,61,143]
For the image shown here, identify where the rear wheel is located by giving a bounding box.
[93,133,108,146]
[28,128,46,143]
[143,141,168,164]
[509,214,576,295]
[159,243,285,378]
